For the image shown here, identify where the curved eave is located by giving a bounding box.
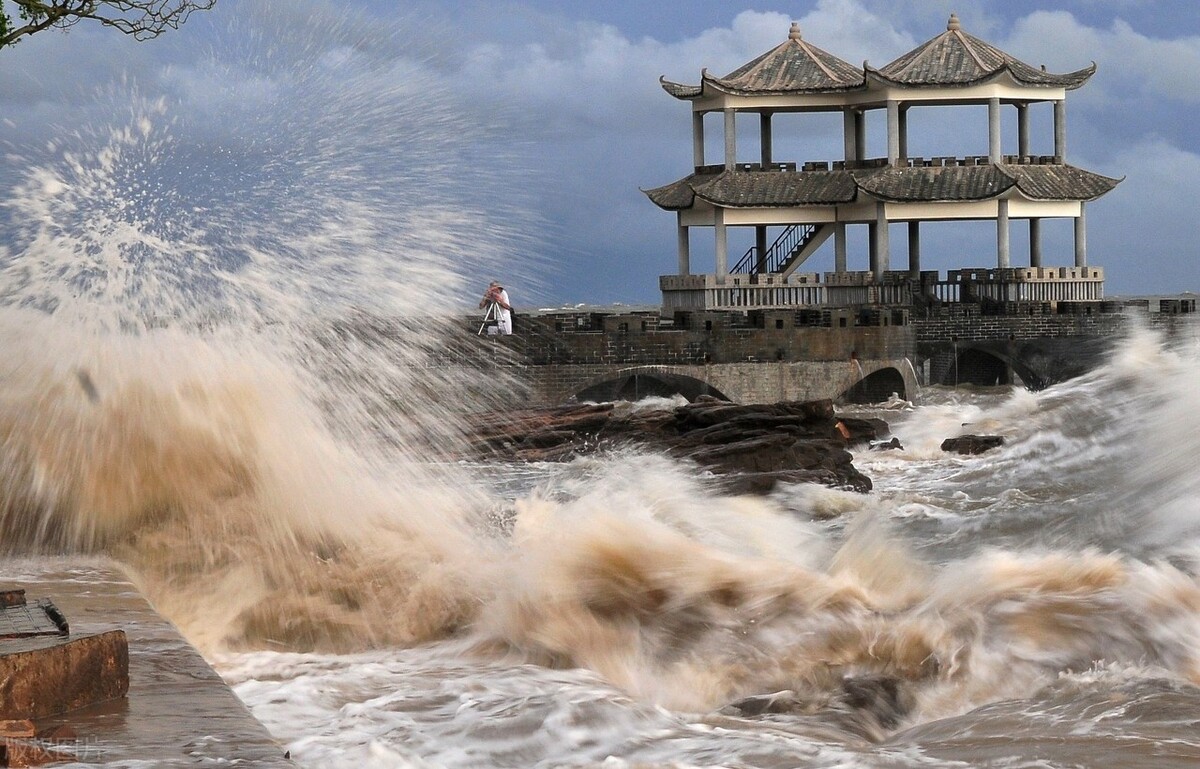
[702,69,866,96]
[1008,62,1096,90]
[1001,164,1123,202]
[702,75,867,96]
[865,63,1011,90]
[644,165,1122,211]
[659,76,703,100]
[643,175,702,210]
[693,171,859,207]
[856,166,1015,203]
[864,61,1096,91]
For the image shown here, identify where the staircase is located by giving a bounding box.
[731,223,829,275]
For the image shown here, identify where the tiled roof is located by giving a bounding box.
[660,22,865,99]
[868,13,1095,89]
[1003,164,1122,201]
[659,78,702,99]
[643,174,707,210]
[644,163,1120,209]
[856,165,1014,202]
[695,169,858,206]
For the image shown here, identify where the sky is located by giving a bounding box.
[1,0,1198,308]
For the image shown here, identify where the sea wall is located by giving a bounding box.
[3,559,290,766]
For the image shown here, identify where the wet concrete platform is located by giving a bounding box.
[2,558,291,766]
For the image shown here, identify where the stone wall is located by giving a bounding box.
[465,301,1194,405]
[910,301,1128,344]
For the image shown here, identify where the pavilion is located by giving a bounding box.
[645,14,1121,312]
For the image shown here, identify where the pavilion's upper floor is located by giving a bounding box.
[661,13,1095,112]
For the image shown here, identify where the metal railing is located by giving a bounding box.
[731,223,820,275]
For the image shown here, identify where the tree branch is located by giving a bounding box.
[0,0,215,48]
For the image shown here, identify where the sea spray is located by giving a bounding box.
[0,8,535,652]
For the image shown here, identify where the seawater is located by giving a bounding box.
[3,11,1200,768]
[207,343,1200,769]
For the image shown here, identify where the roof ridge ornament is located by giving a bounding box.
[947,13,961,31]
[789,21,802,41]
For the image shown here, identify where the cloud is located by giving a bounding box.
[3,0,1196,304]
[1005,11,1200,106]
[1088,137,1200,294]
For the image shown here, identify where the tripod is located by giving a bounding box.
[477,301,500,335]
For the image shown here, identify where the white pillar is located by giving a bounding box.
[724,110,737,170]
[760,112,772,166]
[855,111,867,162]
[715,207,728,282]
[874,202,890,280]
[835,222,847,273]
[1054,100,1066,160]
[997,199,1010,268]
[843,110,856,164]
[988,97,1002,163]
[887,100,900,166]
[908,221,921,278]
[677,217,691,275]
[1017,103,1030,159]
[1074,204,1087,267]
[1029,218,1042,268]
[692,111,705,168]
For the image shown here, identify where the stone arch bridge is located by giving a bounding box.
[457,304,1169,406]
[454,301,1188,406]
[471,309,920,406]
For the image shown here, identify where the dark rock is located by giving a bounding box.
[721,689,803,717]
[870,437,904,451]
[839,676,913,730]
[940,435,1005,455]
[468,398,881,494]
[519,429,577,449]
[837,417,890,447]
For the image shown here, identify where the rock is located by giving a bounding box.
[467,398,880,494]
[839,675,913,729]
[719,676,915,740]
[870,437,904,451]
[940,435,1005,455]
[837,417,890,447]
[825,675,917,742]
[721,689,803,717]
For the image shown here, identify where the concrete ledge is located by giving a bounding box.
[4,558,290,766]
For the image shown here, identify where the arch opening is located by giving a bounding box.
[575,372,730,404]
[839,366,906,405]
[942,348,1012,387]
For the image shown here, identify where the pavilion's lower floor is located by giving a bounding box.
[660,266,1105,313]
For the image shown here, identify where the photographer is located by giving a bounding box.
[478,280,513,335]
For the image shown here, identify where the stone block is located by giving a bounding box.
[0,630,129,720]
